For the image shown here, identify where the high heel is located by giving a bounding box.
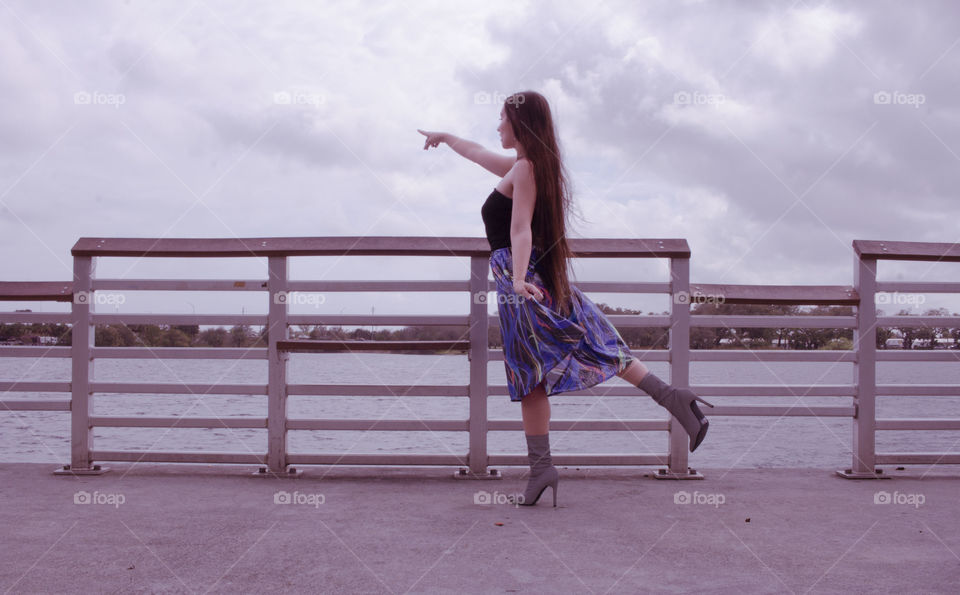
[636,372,715,453]
[508,433,560,507]
[509,466,559,507]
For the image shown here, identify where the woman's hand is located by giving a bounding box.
[513,278,544,302]
[417,129,447,150]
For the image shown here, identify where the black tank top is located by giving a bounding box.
[481,187,512,251]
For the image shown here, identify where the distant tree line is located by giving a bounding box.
[2,304,958,350]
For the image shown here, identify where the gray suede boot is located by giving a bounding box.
[508,433,559,507]
[637,372,715,452]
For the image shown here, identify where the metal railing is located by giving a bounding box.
[0,237,958,479]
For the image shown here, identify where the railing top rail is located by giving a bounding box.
[0,282,73,302]
[691,284,858,305]
[853,239,960,262]
[70,236,691,258]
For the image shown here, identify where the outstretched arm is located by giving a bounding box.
[417,129,515,177]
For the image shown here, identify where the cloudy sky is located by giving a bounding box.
[2,0,958,317]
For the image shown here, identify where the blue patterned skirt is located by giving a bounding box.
[490,245,634,402]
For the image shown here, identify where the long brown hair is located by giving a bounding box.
[504,90,578,317]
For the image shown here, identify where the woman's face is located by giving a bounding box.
[497,107,517,150]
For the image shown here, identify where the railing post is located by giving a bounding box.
[661,255,701,478]
[55,255,108,474]
[838,252,881,478]
[265,255,293,476]
[460,255,492,478]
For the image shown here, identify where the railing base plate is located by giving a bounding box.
[453,468,503,480]
[653,467,704,480]
[53,464,110,476]
[835,467,890,479]
[251,466,304,478]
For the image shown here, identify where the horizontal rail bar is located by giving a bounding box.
[0,313,71,324]
[289,314,469,326]
[0,347,71,358]
[877,316,960,328]
[690,284,858,305]
[875,453,960,464]
[876,419,960,430]
[487,419,669,431]
[92,279,267,291]
[854,239,960,262]
[90,416,267,428]
[692,315,857,329]
[286,419,468,431]
[690,350,855,362]
[482,385,852,397]
[90,382,267,395]
[876,351,960,361]
[72,236,691,258]
[488,454,669,466]
[706,405,855,416]
[0,381,70,392]
[91,450,266,464]
[570,281,671,293]
[876,384,960,396]
[0,281,73,301]
[692,385,856,396]
[83,278,676,294]
[287,385,470,396]
[277,340,470,353]
[91,314,268,325]
[876,281,960,293]
[0,399,71,411]
[286,453,467,465]
[92,347,268,359]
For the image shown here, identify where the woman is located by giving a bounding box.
[418,90,713,507]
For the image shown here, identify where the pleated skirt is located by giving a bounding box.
[490,245,634,402]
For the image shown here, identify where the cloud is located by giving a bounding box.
[0,0,958,314]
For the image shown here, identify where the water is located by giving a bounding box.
[2,355,959,469]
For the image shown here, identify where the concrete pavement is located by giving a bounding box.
[1,462,958,594]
